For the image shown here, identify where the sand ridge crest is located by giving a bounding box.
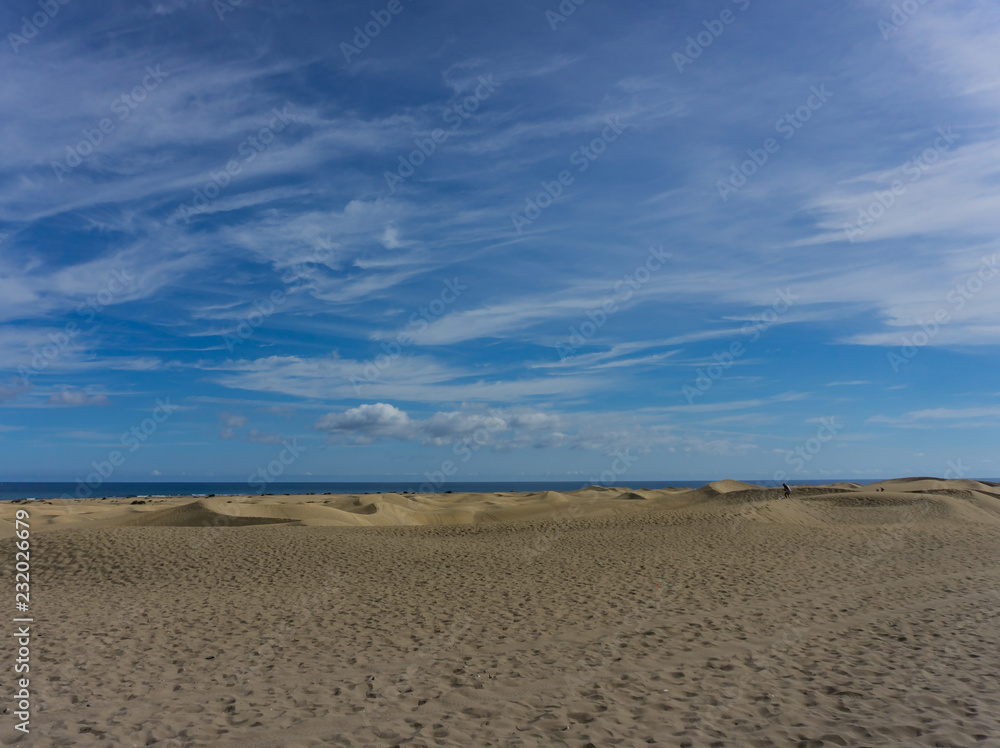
[704,479,763,493]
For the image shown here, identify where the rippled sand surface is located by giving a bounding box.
[4,478,1000,746]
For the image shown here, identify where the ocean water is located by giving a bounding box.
[0,479,878,501]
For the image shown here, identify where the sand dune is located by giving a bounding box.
[2,486,672,533]
[14,477,1000,533]
[702,478,762,493]
[4,478,1000,746]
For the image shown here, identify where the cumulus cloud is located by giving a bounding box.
[218,412,249,439]
[314,403,416,444]
[217,412,284,443]
[380,224,403,249]
[47,390,110,407]
[245,429,283,444]
[420,410,507,446]
[312,402,675,454]
[316,403,558,446]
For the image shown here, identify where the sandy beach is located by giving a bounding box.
[3,478,1000,747]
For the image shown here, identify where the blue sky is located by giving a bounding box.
[1,0,998,485]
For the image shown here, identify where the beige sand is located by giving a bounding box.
[3,479,1000,746]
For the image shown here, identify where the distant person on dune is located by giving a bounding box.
[782,483,791,499]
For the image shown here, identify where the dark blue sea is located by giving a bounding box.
[0,479,881,501]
